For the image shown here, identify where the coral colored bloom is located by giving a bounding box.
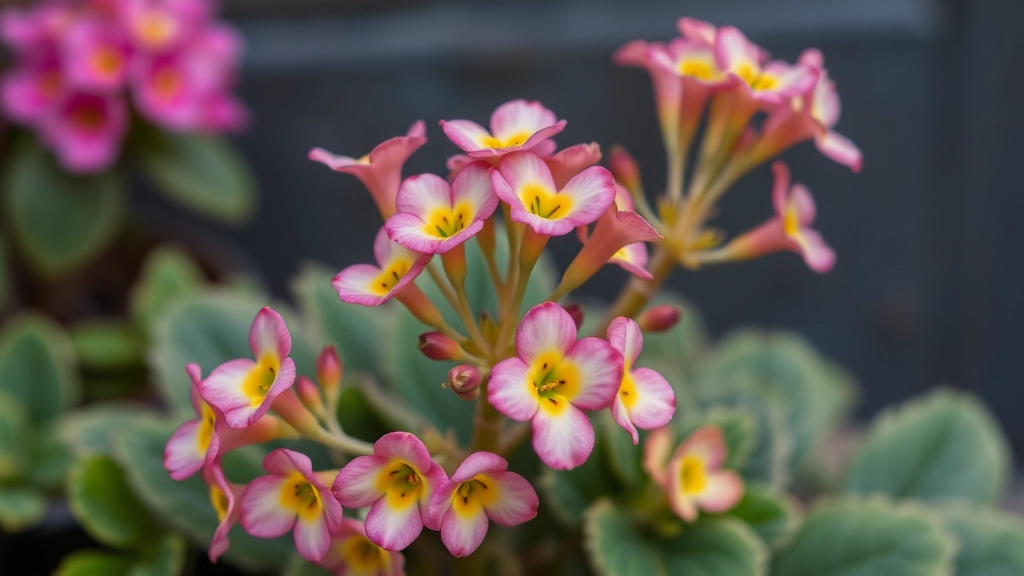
[429,452,538,558]
[62,17,130,93]
[676,17,771,62]
[489,302,623,469]
[798,49,862,171]
[240,449,343,562]
[199,307,298,429]
[1,60,65,126]
[714,27,818,105]
[309,122,428,219]
[131,52,207,131]
[709,162,835,272]
[332,226,431,307]
[441,99,566,160]
[606,318,676,445]
[332,432,447,552]
[491,151,616,237]
[385,162,499,254]
[569,185,660,285]
[319,519,406,576]
[613,40,682,150]
[447,142,600,188]
[202,461,243,562]
[661,426,744,522]
[41,91,128,173]
[119,0,210,54]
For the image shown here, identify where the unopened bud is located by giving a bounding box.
[446,365,481,401]
[296,376,325,415]
[562,302,585,330]
[638,304,683,333]
[316,345,343,394]
[418,332,461,361]
[609,145,642,194]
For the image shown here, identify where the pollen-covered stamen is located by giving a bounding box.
[527,352,581,402]
[279,471,325,521]
[482,131,530,149]
[369,259,412,296]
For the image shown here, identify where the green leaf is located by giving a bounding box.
[0,230,10,308]
[771,497,955,576]
[844,388,1010,506]
[0,313,80,422]
[71,319,145,370]
[598,411,644,488]
[3,135,124,276]
[0,390,31,482]
[26,422,73,489]
[541,441,621,529]
[942,506,1024,576]
[284,554,332,576]
[116,421,293,571]
[637,293,709,394]
[0,484,47,532]
[130,533,188,576]
[726,483,799,549]
[137,129,256,225]
[130,245,205,335]
[55,551,133,576]
[584,499,767,576]
[59,403,155,458]
[68,455,160,549]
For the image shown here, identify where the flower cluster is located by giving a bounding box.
[0,0,247,173]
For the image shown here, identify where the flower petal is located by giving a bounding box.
[607,317,644,367]
[395,173,452,218]
[695,470,744,513]
[678,425,728,470]
[643,426,674,488]
[332,264,393,307]
[419,462,449,531]
[488,357,540,422]
[365,495,424,551]
[490,100,557,140]
[164,420,204,480]
[545,142,602,189]
[494,151,557,204]
[624,367,676,431]
[294,513,333,562]
[770,161,792,218]
[249,307,291,362]
[816,130,862,172]
[611,395,640,445]
[332,454,390,508]
[451,161,499,221]
[440,119,492,154]
[199,358,257,425]
[483,471,538,527]
[563,337,622,411]
[440,505,489,558]
[451,451,508,484]
[793,228,836,273]
[531,400,594,470]
[240,475,295,538]
[514,301,577,360]
[556,167,617,228]
[373,432,434,473]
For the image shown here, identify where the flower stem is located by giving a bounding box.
[593,240,677,336]
[471,377,503,454]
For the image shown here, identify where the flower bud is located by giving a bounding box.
[418,332,461,361]
[446,365,481,401]
[638,304,683,333]
[316,345,343,394]
[609,145,642,194]
[296,376,325,415]
[562,302,585,330]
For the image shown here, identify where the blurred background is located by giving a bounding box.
[150,0,1022,451]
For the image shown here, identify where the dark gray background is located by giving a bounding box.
[139,0,1024,455]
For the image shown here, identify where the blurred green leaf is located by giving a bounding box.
[598,411,644,489]
[0,484,46,532]
[59,403,157,458]
[844,389,1010,506]
[68,455,160,549]
[55,551,133,576]
[71,319,145,370]
[541,439,621,529]
[0,313,80,422]
[3,135,124,277]
[26,422,73,490]
[0,230,9,308]
[130,533,187,576]
[130,245,204,336]
[771,497,955,576]
[284,554,332,576]
[584,499,767,576]
[137,129,256,225]
[726,483,799,549]
[942,506,1024,576]
[637,293,708,393]
[0,390,30,482]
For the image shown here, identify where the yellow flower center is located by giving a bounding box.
[279,471,324,522]
[153,68,181,99]
[209,484,230,522]
[341,534,391,571]
[137,12,176,46]
[520,183,572,220]
[752,73,779,92]
[241,352,281,406]
[680,455,707,494]
[451,475,500,518]
[735,62,760,87]
[356,154,371,164]
[618,371,638,409]
[369,258,412,296]
[677,57,717,81]
[424,202,473,239]
[481,131,530,149]
[91,47,123,77]
[375,461,424,511]
[197,402,216,452]
[783,205,801,238]
[529,350,581,414]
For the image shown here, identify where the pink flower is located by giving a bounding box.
[199,307,298,429]
[332,226,431,307]
[309,122,428,219]
[645,426,744,522]
[714,27,818,106]
[240,449,343,562]
[491,151,617,236]
[318,519,406,576]
[606,318,676,445]
[441,99,566,160]
[1,60,65,126]
[62,17,130,93]
[332,432,447,551]
[119,0,211,54]
[709,161,835,272]
[429,452,538,558]
[202,461,243,562]
[41,91,128,173]
[130,51,209,131]
[488,302,623,470]
[798,49,862,171]
[385,162,499,254]
[447,141,600,188]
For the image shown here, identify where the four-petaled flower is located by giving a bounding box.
[240,449,343,562]
[332,432,447,551]
[200,307,297,429]
[332,226,431,307]
[715,26,818,105]
[318,519,406,576]
[441,99,565,160]
[386,162,499,254]
[489,302,623,469]
[429,452,538,558]
[491,151,617,237]
[606,318,676,444]
[644,425,744,522]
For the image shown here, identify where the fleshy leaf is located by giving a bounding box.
[726,483,800,549]
[130,246,204,336]
[26,422,73,490]
[59,404,154,458]
[844,388,1010,506]
[942,506,1024,576]
[54,551,133,576]
[67,455,160,549]
[541,441,621,529]
[0,485,47,532]
[70,320,145,370]
[0,390,30,482]
[0,314,80,422]
[131,533,188,576]
[637,293,708,393]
